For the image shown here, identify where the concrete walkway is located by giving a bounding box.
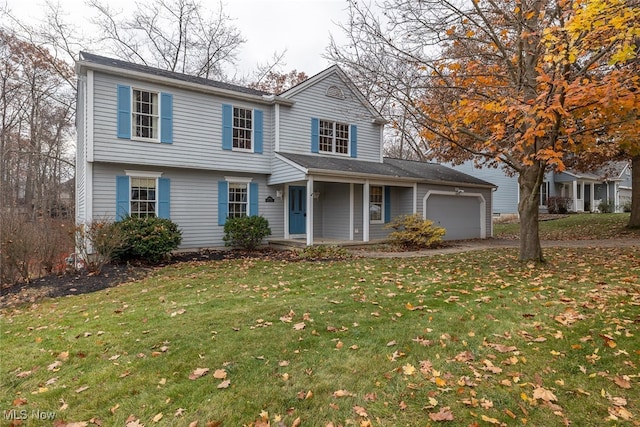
[352,238,640,258]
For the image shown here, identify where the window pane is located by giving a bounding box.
[370,186,383,221]
[133,89,158,139]
[228,182,248,218]
[131,177,157,217]
[233,107,252,150]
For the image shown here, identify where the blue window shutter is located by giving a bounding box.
[116,175,130,220]
[350,124,358,158]
[160,93,173,144]
[254,109,263,154]
[158,177,170,218]
[218,181,228,225]
[249,182,259,216]
[222,104,232,150]
[311,118,319,153]
[384,185,391,223]
[117,85,131,139]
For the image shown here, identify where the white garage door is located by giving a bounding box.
[425,194,482,240]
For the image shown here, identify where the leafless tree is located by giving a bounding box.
[88,0,245,79]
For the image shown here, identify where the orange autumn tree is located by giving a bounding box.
[417,0,639,261]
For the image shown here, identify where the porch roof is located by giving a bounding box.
[277,153,496,188]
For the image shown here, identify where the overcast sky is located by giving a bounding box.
[4,0,350,77]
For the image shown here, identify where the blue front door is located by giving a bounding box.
[289,186,306,234]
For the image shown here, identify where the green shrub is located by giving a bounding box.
[598,199,615,213]
[622,200,632,213]
[114,216,182,263]
[296,244,352,260]
[223,215,271,250]
[385,213,446,249]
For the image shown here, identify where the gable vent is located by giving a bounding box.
[326,85,345,99]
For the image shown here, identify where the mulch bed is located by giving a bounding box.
[0,248,297,309]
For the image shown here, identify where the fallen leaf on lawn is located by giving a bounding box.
[75,385,90,393]
[64,422,88,427]
[213,369,227,379]
[293,322,306,330]
[386,340,397,347]
[125,417,144,427]
[608,406,633,421]
[533,387,557,402]
[16,370,32,378]
[613,376,631,389]
[453,351,474,362]
[279,360,289,367]
[333,389,354,398]
[554,308,584,326]
[217,379,230,389]
[402,364,416,376]
[110,404,120,414]
[59,399,68,411]
[189,368,209,380]
[336,341,344,349]
[488,343,518,353]
[152,413,163,422]
[170,308,186,317]
[58,351,69,361]
[428,406,454,421]
[481,414,501,425]
[13,398,28,406]
[291,417,302,427]
[353,405,368,417]
[48,360,63,371]
[610,396,627,407]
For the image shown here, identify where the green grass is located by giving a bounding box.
[494,213,639,240]
[2,245,639,426]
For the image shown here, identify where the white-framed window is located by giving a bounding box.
[233,107,252,150]
[370,185,383,223]
[319,120,349,155]
[133,89,159,140]
[228,182,248,218]
[540,182,549,206]
[131,177,157,217]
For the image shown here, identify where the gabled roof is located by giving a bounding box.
[277,153,496,188]
[76,52,294,105]
[279,65,386,125]
[561,161,630,182]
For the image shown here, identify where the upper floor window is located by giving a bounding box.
[133,89,159,140]
[319,120,349,155]
[233,107,252,150]
[130,176,157,217]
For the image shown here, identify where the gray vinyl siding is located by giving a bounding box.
[319,183,351,239]
[447,161,518,214]
[269,156,306,185]
[279,74,382,162]
[91,163,283,249]
[91,72,272,174]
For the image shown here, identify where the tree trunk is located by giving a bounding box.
[629,154,640,227]
[518,162,545,262]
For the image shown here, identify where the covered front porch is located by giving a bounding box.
[277,177,416,246]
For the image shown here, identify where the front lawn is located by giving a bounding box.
[494,213,639,240]
[1,246,638,426]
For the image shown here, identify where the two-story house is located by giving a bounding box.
[75,52,496,249]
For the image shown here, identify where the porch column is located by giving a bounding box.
[349,183,355,241]
[363,180,370,242]
[572,180,578,212]
[589,183,595,212]
[306,177,314,246]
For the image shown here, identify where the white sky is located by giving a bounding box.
[4,0,349,77]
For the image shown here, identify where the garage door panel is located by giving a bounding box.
[425,195,481,240]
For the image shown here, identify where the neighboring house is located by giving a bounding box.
[450,160,632,215]
[75,52,496,248]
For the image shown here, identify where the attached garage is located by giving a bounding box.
[424,191,487,240]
